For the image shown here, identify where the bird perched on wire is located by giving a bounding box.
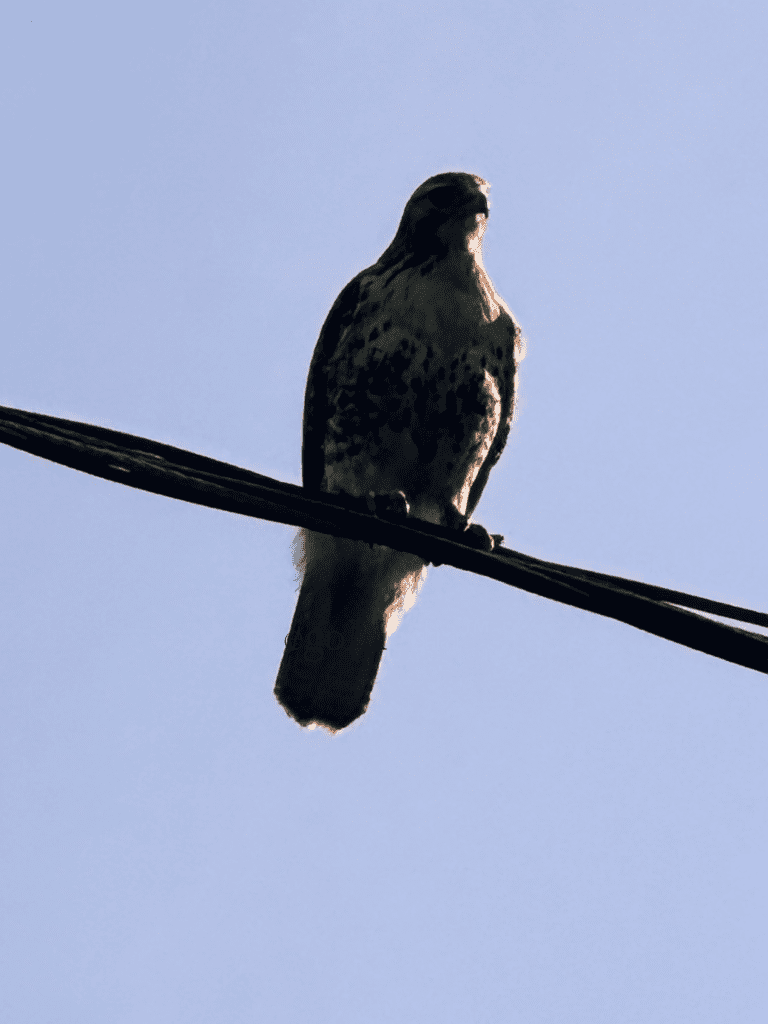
[274,172,524,731]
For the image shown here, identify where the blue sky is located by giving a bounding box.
[2,1,767,1020]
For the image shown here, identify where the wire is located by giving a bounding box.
[1,404,766,675]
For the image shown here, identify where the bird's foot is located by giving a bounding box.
[464,523,496,552]
[365,490,411,518]
[471,528,504,551]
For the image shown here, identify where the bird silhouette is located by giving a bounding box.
[274,172,524,731]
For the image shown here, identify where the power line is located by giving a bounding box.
[2,404,766,675]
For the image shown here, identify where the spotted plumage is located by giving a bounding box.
[275,172,524,731]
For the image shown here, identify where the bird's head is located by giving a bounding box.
[379,172,491,266]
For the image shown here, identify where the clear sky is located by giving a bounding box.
[2,1,767,1020]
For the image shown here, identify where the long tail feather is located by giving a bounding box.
[274,530,426,731]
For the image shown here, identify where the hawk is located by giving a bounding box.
[274,172,524,731]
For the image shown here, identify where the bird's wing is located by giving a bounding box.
[301,269,370,491]
[464,311,522,519]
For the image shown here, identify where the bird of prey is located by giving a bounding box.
[274,172,524,731]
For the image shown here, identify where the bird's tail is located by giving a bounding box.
[274,529,426,731]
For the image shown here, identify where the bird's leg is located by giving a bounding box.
[332,489,411,548]
[328,488,410,519]
[442,503,469,533]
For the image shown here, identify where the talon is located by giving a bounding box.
[365,490,410,518]
[379,490,410,518]
[465,523,495,552]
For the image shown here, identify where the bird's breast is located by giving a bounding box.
[343,261,511,365]
[319,254,519,510]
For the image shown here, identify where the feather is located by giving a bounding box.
[275,172,523,730]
